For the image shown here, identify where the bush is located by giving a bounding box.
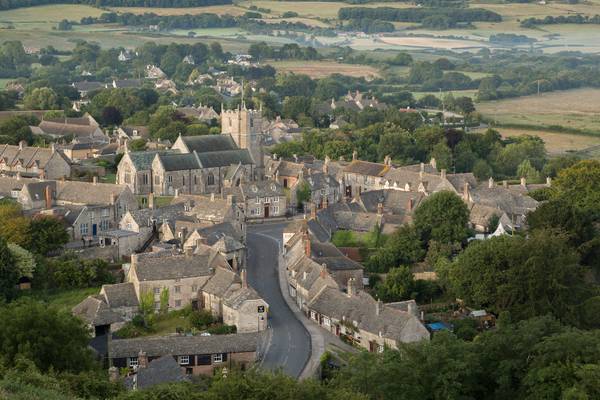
[207,323,236,335]
[189,310,215,329]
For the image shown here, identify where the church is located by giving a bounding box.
[116,103,264,197]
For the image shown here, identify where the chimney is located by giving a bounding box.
[352,150,358,161]
[227,194,233,205]
[502,180,508,188]
[210,192,215,202]
[463,182,470,202]
[407,301,417,317]
[44,185,53,209]
[303,228,311,257]
[184,246,193,257]
[347,278,356,297]
[407,197,413,212]
[324,196,329,209]
[376,299,383,316]
[384,155,391,166]
[420,162,424,173]
[310,202,317,220]
[546,176,552,187]
[16,171,21,180]
[51,143,56,153]
[108,366,119,382]
[174,188,179,198]
[440,169,446,180]
[241,269,248,289]
[138,350,148,369]
[520,177,526,188]
[430,157,437,170]
[320,264,327,279]
[18,140,26,151]
[293,154,298,163]
[488,177,494,189]
[110,193,117,205]
[92,176,98,185]
[148,192,155,210]
[377,202,384,215]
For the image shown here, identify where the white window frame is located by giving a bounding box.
[174,285,181,293]
[175,299,182,307]
[179,355,190,365]
[153,287,160,295]
[274,197,279,203]
[273,206,279,214]
[80,223,88,235]
[128,357,138,368]
[212,354,223,363]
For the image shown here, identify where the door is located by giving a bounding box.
[264,204,270,218]
[92,224,97,236]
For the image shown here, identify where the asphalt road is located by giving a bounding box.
[246,223,310,378]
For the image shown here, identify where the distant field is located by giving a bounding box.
[108,5,247,16]
[477,88,600,134]
[245,1,412,19]
[268,60,380,79]
[473,127,600,155]
[413,90,478,100]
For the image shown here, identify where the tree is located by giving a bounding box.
[7,242,35,279]
[376,266,416,302]
[414,191,470,244]
[28,215,69,255]
[296,181,311,209]
[0,202,30,247]
[129,138,147,151]
[159,287,169,315]
[552,160,600,215]
[37,254,114,290]
[445,231,591,323]
[367,225,425,273]
[101,106,123,126]
[139,289,155,327]
[0,300,95,372]
[0,236,19,302]
[23,87,61,110]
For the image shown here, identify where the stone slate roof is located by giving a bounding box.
[129,203,186,226]
[109,332,260,358]
[179,135,237,153]
[223,286,262,310]
[305,172,339,190]
[213,236,244,253]
[171,194,235,223]
[127,150,177,171]
[72,295,124,326]
[54,180,130,206]
[344,160,389,177]
[113,79,143,88]
[238,181,284,199]
[333,211,380,232]
[133,251,217,281]
[359,190,424,215]
[202,267,240,298]
[0,144,66,170]
[196,149,253,168]
[197,222,242,245]
[101,282,139,309]
[73,81,104,92]
[33,121,101,138]
[124,355,189,390]
[158,152,200,171]
[308,289,429,343]
[0,176,25,197]
[470,184,539,216]
[121,126,150,138]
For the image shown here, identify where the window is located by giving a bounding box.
[207,172,215,186]
[273,206,279,214]
[194,175,197,185]
[255,197,260,204]
[323,317,331,327]
[154,287,160,295]
[102,209,109,217]
[80,223,88,235]
[182,176,185,186]
[377,345,385,353]
[274,197,279,203]
[142,174,149,185]
[124,172,131,184]
[212,354,223,363]
[175,300,182,307]
[167,175,173,183]
[191,285,198,292]
[126,223,132,230]
[154,301,160,310]
[174,286,181,293]
[179,355,190,365]
[128,357,138,368]
[100,220,110,231]
[154,175,160,185]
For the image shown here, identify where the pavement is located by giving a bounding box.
[246,223,311,378]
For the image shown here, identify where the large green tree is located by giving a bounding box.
[414,191,470,245]
[0,236,19,302]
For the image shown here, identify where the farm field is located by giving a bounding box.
[108,5,247,16]
[244,1,413,19]
[267,60,381,79]
[377,36,488,51]
[477,88,600,134]
[413,90,478,100]
[473,127,600,155]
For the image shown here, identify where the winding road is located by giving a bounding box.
[246,223,311,378]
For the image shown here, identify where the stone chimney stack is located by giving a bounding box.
[502,180,508,188]
[376,299,383,316]
[463,182,470,202]
[110,193,117,205]
[520,177,527,188]
[546,176,552,187]
[347,278,356,297]
[303,228,311,257]
[227,194,233,205]
[407,301,417,317]
[92,176,98,185]
[16,171,21,180]
[440,169,446,180]
[241,269,248,289]
[377,201,384,215]
[138,350,148,369]
[310,202,317,220]
[320,264,327,279]
[352,150,358,161]
[430,157,437,170]
[18,140,26,151]
[488,177,494,189]
[44,185,53,209]
[407,197,413,212]
[148,192,155,210]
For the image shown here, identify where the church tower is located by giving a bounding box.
[221,87,264,179]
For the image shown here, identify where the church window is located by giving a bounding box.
[207,172,215,186]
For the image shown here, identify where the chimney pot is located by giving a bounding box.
[488,177,494,189]
[377,202,384,215]
[241,269,248,288]
[407,197,414,212]
[347,278,356,297]
[92,176,98,185]
[520,177,526,187]
[430,157,437,170]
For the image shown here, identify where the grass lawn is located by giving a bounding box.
[0,79,12,89]
[477,88,600,134]
[101,173,116,184]
[21,287,101,311]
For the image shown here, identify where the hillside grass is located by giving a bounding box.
[268,60,381,79]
